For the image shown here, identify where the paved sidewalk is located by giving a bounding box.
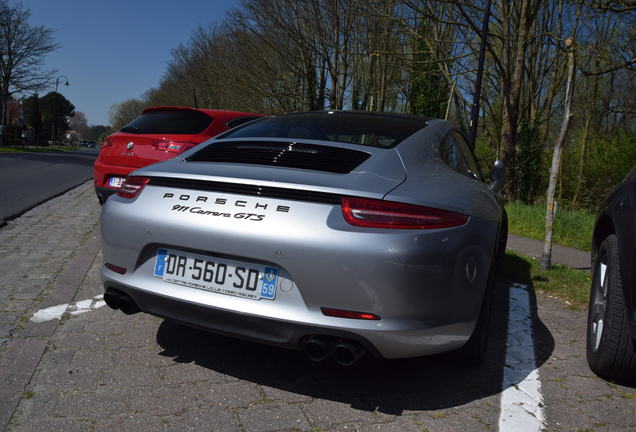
[0,182,101,429]
[507,234,591,271]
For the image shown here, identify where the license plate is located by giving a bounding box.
[108,177,126,188]
[153,248,278,300]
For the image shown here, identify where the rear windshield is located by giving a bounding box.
[120,110,212,135]
[218,111,428,148]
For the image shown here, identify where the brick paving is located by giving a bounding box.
[0,182,634,432]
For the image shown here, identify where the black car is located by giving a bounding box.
[587,167,636,380]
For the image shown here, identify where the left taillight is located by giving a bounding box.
[153,140,197,154]
[116,176,150,199]
[341,197,468,229]
[100,138,112,149]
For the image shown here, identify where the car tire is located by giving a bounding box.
[586,234,636,380]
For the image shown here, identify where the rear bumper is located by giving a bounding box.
[93,160,136,187]
[103,280,473,359]
[93,161,137,204]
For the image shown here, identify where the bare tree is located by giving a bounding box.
[0,1,58,125]
[69,111,89,139]
[541,37,576,270]
[108,99,146,131]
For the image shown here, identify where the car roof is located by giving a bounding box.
[142,106,263,119]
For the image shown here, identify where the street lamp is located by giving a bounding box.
[51,75,70,146]
[55,75,70,93]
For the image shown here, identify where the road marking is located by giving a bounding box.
[30,295,106,323]
[498,282,546,432]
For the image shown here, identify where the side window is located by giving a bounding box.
[453,132,483,181]
[439,133,469,175]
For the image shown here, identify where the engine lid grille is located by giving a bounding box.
[186,141,371,174]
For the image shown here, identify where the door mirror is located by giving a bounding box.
[489,160,505,193]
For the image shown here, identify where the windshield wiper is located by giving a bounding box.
[120,126,141,133]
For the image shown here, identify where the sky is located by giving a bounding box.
[20,0,240,126]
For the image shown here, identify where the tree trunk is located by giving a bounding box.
[571,114,591,207]
[500,0,531,199]
[541,38,576,270]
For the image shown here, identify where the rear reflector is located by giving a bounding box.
[105,263,127,274]
[117,176,150,199]
[341,197,468,229]
[321,308,380,320]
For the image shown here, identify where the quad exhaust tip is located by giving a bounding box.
[301,336,366,366]
[332,341,366,366]
[302,337,330,362]
[103,289,140,315]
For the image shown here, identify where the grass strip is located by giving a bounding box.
[505,201,595,251]
[499,251,591,309]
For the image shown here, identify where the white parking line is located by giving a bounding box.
[499,282,546,432]
[30,295,106,323]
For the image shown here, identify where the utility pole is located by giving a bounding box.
[467,0,492,149]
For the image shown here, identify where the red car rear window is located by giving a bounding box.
[120,110,212,135]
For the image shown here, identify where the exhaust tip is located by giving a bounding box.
[103,290,139,315]
[301,337,329,362]
[103,291,120,310]
[118,295,140,315]
[332,341,366,366]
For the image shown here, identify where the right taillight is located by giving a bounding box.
[153,140,197,154]
[116,176,150,199]
[341,197,468,229]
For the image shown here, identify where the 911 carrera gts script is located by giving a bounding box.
[170,205,265,221]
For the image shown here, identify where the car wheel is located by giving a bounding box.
[586,234,636,380]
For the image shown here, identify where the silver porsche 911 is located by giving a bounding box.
[100,111,507,366]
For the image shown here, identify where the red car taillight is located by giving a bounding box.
[117,176,150,199]
[153,140,196,154]
[100,138,113,149]
[341,197,468,229]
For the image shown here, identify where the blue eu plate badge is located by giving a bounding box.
[154,248,168,277]
[260,267,278,299]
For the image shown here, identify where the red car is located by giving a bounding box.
[94,106,263,203]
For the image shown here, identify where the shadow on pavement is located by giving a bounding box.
[155,256,554,415]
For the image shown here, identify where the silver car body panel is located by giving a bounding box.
[100,116,501,359]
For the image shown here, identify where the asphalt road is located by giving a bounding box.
[0,149,98,225]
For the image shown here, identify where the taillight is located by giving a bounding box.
[100,138,113,149]
[341,197,468,229]
[153,141,196,154]
[117,176,150,199]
